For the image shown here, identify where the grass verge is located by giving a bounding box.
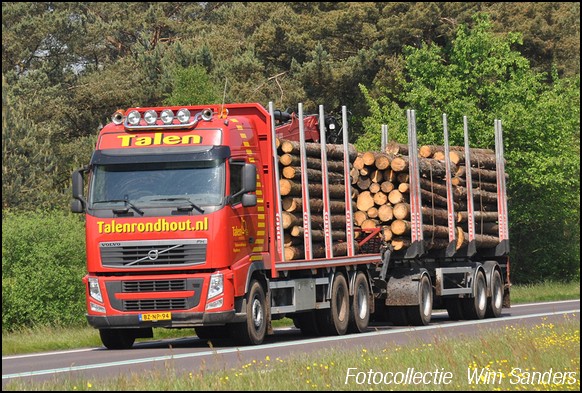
[2,280,579,356]
[3,315,579,391]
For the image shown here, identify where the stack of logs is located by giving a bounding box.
[277,138,359,260]
[351,140,503,252]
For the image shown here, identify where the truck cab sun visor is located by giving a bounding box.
[90,145,231,165]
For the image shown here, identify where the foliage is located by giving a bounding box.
[1,2,579,284]
[358,14,580,283]
[2,210,87,331]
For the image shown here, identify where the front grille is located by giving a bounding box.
[122,280,186,292]
[124,299,187,311]
[105,278,204,312]
[100,239,207,268]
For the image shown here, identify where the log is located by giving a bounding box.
[393,202,454,226]
[373,191,388,206]
[356,176,372,190]
[456,211,499,223]
[378,204,394,222]
[279,153,347,172]
[284,242,353,260]
[288,227,348,242]
[390,155,456,179]
[457,166,506,183]
[354,210,368,226]
[380,181,394,193]
[281,166,344,182]
[451,176,499,192]
[362,151,377,166]
[281,211,347,230]
[385,141,409,155]
[280,139,357,161]
[279,179,347,198]
[356,191,375,212]
[281,197,348,214]
[450,151,499,170]
[374,153,391,170]
[367,207,379,219]
[391,220,454,239]
[388,189,406,204]
[457,231,500,250]
[353,155,366,171]
[369,182,381,194]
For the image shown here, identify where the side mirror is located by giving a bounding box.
[70,199,84,213]
[242,194,257,207]
[242,163,257,193]
[71,168,87,213]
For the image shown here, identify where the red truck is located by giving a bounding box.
[71,102,510,349]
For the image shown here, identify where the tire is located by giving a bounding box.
[445,298,465,320]
[195,326,230,340]
[371,299,389,323]
[462,270,487,320]
[348,272,371,333]
[486,269,504,318]
[230,279,267,345]
[99,328,135,350]
[406,274,433,326]
[388,306,409,326]
[293,311,321,336]
[317,273,350,336]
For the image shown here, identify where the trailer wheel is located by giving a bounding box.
[230,279,267,345]
[463,270,487,320]
[406,274,433,326]
[99,328,135,350]
[348,272,371,333]
[388,306,409,326]
[445,299,464,320]
[318,273,349,335]
[486,269,504,318]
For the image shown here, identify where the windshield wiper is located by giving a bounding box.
[151,197,205,214]
[94,198,145,216]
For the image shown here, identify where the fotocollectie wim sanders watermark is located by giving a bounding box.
[344,367,578,387]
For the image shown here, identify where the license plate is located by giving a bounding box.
[139,312,172,322]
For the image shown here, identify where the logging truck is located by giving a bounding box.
[70,102,510,349]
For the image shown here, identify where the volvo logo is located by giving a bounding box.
[125,244,183,266]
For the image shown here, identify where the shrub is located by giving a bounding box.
[2,210,87,331]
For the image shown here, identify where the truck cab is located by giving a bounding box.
[72,104,275,348]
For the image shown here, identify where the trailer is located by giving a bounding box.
[71,102,510,349]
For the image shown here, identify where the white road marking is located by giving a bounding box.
[2,306,578,380]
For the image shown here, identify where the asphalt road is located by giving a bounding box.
[2,299,579,388]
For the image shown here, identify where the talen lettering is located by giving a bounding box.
[117,133,202,147]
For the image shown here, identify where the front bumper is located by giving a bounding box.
[87,310,246,329]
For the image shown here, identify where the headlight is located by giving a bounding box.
[126,110,141,126]
[143,110,158,125]
[88,277,103,302]
[177,108,191,124]
[207,273,224,299]
[160,109,174,124]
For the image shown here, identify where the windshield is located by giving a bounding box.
[89,161,225,209]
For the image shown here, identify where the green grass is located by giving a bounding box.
[510,281,580,303]
[3,315,579,391]
[1,281,579,357]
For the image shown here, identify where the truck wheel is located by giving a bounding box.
[486,269,504,318]
[230,279,267,345]
[463,270,487,320]
[406,274,433,326]
[195,326,230,340]
[99,328,135,350]
[293,311,321,336]
[317,273,349,336]
[348,272,371,333]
